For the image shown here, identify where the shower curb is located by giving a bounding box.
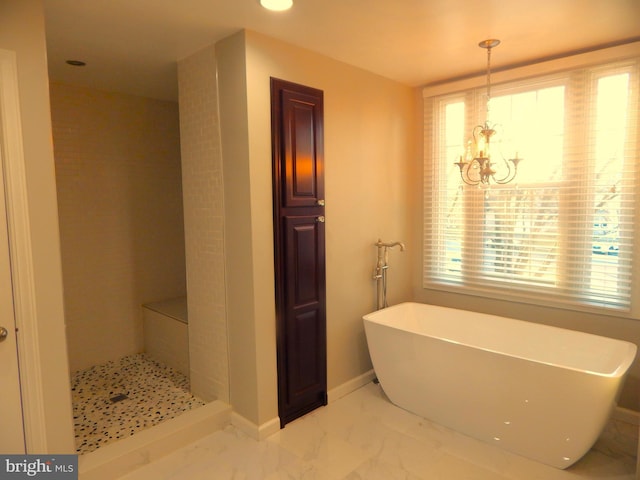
[78,400,231,480]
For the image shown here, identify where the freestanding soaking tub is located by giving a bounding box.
[363,302,637,469]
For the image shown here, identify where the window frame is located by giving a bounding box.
[422,45,640,319]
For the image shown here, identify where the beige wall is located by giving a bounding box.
[50,83,186,373]
[0,0,74,452]
[216,33,261,423]
[216,30,417,427]
[177,45,229,403]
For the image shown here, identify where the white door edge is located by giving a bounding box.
[0,47,48,453]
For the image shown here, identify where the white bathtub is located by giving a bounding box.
[363,302,637,469]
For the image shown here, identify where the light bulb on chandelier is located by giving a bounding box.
[454,39,522,186]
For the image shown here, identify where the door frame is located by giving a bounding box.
[0,48,48,453]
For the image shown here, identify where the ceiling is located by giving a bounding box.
[44,0,640,101]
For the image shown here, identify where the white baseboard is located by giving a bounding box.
[231,412,281,441]
[328,369,376,403]
[230,370,376,440]
[613,406,640,426]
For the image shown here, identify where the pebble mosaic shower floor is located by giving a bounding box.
[71,353,206,454]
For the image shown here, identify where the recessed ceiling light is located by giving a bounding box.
[66,60,86,67]
[260,0,293,11]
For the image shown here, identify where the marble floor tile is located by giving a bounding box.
[268,420,371,479]
[119,382,637,479]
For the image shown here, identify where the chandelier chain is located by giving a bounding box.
[486,45,492,107]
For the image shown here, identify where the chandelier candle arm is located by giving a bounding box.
[455,39,523,186]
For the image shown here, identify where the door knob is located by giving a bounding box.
[317,199,325,206]
[0,327,8,342]
[316,216,325,223]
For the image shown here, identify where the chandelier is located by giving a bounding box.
[455,39,522,185]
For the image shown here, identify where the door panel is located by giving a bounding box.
[286,218,320,305]
[283,216,325,409]
[272,78,327,427]
[281,89,323,208]
[288,310,321,398]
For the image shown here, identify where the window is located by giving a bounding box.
[424,56,639,316]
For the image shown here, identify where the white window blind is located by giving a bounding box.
[424,57,639,316]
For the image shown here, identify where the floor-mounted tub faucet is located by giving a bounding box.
[373,239,405,310]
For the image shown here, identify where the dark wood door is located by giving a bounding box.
[271,78,327,427]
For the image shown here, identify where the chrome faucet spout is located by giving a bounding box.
[376,239,406,251]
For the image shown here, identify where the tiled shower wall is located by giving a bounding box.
[50,83,187,372]
[177,45,230,403]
